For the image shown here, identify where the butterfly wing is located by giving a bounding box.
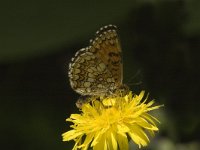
[90,25,123,87]
[68,25,123,96]
[68,47,116,95]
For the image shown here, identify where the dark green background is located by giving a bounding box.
[0,0,199,150]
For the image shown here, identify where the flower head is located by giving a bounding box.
[62,91,162,150]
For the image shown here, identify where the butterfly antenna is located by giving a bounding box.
[126,69,143,86]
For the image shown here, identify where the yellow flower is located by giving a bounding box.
[62,91,162,150]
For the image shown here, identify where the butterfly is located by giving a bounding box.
[68,25,127,104]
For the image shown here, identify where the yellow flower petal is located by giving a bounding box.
[62,130,83,141]
[116,132,128,150]
[62,91,162,150]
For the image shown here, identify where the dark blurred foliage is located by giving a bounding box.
[0,0,200,150]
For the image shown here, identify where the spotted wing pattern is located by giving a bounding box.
[68,25,123,96]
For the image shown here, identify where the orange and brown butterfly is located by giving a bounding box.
[68,25,128,107]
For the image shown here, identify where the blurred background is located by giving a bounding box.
[0,0,199,149]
